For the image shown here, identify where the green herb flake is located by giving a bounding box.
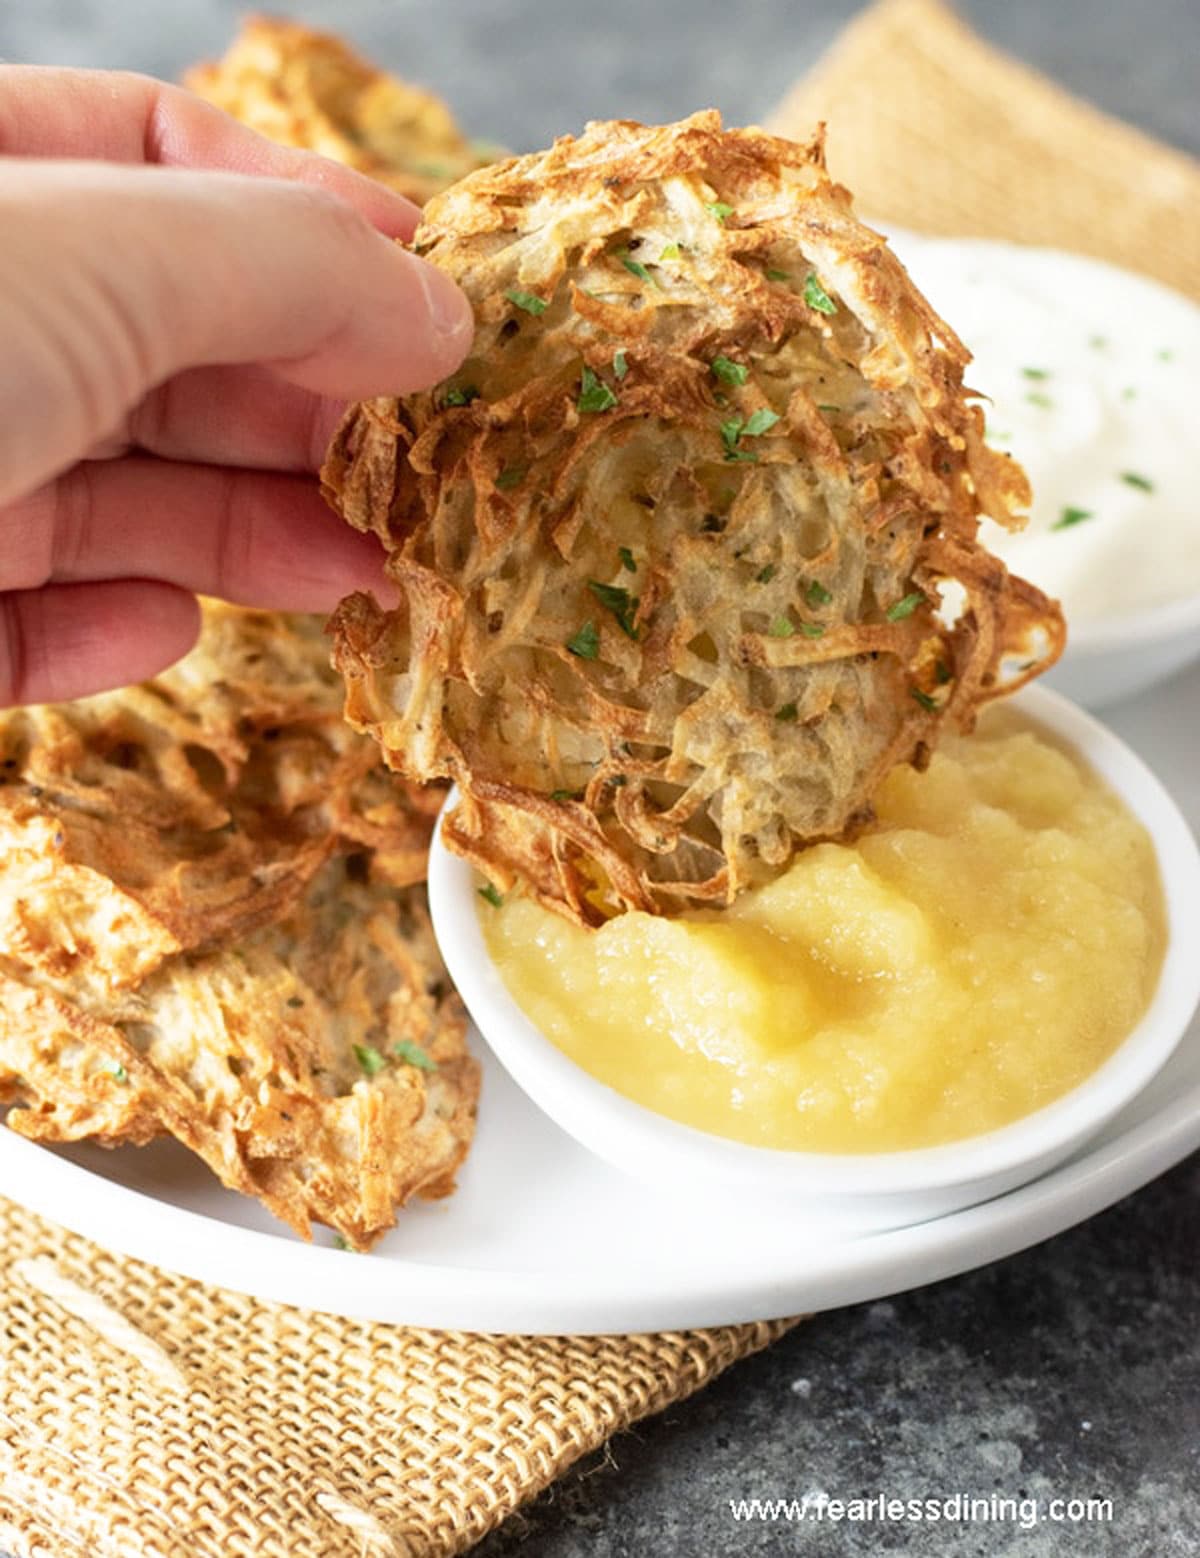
[1120,471,1155,492]
[105,1061,129,1085]
[817,403,840,414]
[765,267,790,282]
[803,274,837,315]
[495,466,525,490]
[755,564,777,584]
[799,621,825,639]
[935,659,953,685]
[1089,334,1107,349]
[620,252,659,287]
[286,997,304,1009]
[705,201,735,224]
[712,355,749,387]
[1021,366,1050,381]
[743,407,781,438]
[1052,505,1094,531]
[353,1044,387,1077]
[618,546,637,573]
[332,1234,354,1252]
[505,288,547,316]
[659,242,682,261]
[886,591,924,622]
[720,417,751,460]
[394,1040,438,1072]
[1157,348,1174,362]
[612,349,629,380]
[775,702,799,723]
[477,883,505,909]
[911,689,939,713]
[1122,386,1138,401]
[767,616,794,638]
[577,365,619,414]
[567,620,600,660]
[588,580,640,639]
[806,579,833,607]
[550,788,582,802]
[444,385,480,407]
[1025,391,1054,409]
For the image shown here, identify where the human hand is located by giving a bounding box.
[0,66,473,706]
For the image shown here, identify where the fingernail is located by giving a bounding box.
[412,255,474,347]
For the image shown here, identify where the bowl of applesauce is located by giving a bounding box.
[428,685,1200,1232]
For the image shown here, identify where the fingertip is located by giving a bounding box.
[0,581,201,707]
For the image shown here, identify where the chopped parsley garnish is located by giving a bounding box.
[755,564,777,584]
[1122,387,1137,401]
[612,349,629,379]
[505,288,547,315]
[799,622,825,638]
[720,418,756,462]
[106,1061,129,1085]
[767,616,794,638]
[803,274,837,315]
[620,252,659,287]
[712,355,749,387]
[610,774,628,788]
[477,883,505,908]
[765,267,790,282]
[806,579,833,607]
[817,403,840,414]
[775,702,799,722]
[659,242,682,261]
[1120,471,1155,492]
[495,466,525,490]
[720,408,779,460]
[567,621,600,659]
[1157,348,1174,362]
[550,788,582,801]
[353,1044,387,1077]
[743,407,781,437]
[588,580,640,638]
[935,659,953,684]
[619,546,637,573]
[1025,391,1054,409]
[332,1234,353,1252]
[444,385,480,407]
[705,201,735,224]
[394,1040,438,1072]
[911,689,939,713]
[886,591,924,622]
[1052,505,1094,530]
[578,365,619,414]
[1021,366,1050,381]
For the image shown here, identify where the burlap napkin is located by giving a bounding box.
[1,4,1196,1555]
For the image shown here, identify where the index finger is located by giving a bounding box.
[0,65,419,239]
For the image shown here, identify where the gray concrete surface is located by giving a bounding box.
[1,1,1197,1553]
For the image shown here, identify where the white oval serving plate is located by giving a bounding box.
[2,667,1197,1335]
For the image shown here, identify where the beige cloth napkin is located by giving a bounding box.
[1,3,1196,1554]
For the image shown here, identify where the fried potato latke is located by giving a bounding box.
[322,111,1065,925]
[186,14,495,204]
[0,604,476,1249]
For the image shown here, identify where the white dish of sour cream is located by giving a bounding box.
[889,235,1200,708]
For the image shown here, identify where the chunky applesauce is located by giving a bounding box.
[480,712,1165,1152]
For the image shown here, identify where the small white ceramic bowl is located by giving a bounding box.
[428,684,1200,1234]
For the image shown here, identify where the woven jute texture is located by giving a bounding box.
[770,0,1200,299]
[0,1198,791,1556]
[3,4,1198,1555]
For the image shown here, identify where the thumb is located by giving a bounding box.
[0,158,473,506]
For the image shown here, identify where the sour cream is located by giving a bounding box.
[890,236,1200,625]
